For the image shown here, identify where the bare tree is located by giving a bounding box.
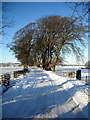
[36,16,87,71]
[69,2,90,24]
[8,23,36,67]
[9,15,87,71]
[0,3,15,46]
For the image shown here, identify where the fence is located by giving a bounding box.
[0,68,30,86]
[56,69,90,85]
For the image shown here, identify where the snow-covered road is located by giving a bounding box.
[2,67,88,119]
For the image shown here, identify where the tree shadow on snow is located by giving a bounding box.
[2,70,89,119]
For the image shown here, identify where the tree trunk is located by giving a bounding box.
[42,55,46,69]
[34,58,37,66]
[51,56,58,72]
[51,65,55,72]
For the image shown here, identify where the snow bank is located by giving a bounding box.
[43,69,88,117]
[0,67,30,95]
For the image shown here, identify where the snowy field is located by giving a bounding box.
[56,66,90,84]
[0,66,89,119]
[0,67,23,85]
[0,67,23,75]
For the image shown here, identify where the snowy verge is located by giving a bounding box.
[43,69,88,117]
[0,71,31,95]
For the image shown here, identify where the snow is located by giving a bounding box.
[0,67,23,74]
[0,66,89,119]
[0,67,28,94]
[44,69,88,113]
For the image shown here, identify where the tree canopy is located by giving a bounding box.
[8,15,87,71]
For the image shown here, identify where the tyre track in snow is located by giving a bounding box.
[33,76,59,118]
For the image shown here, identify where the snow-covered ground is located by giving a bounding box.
[0,67,24,95]
[0,67,23,74]
[56,66,90,84]
[0,66,89,119]
[0,67,23,79]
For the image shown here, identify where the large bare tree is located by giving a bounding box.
[9,15,87,71]
[35,16,87,71]
[8,22,36,67]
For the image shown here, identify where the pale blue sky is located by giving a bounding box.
[0,2,88,64]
